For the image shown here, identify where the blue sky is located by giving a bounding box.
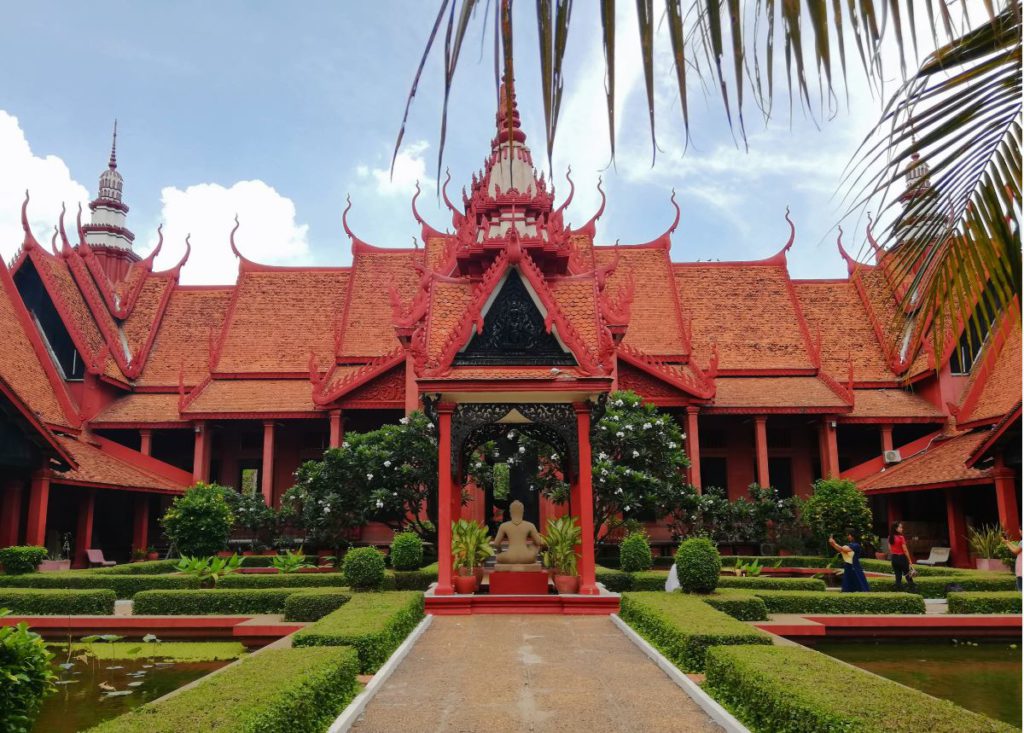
[0,2,938,283]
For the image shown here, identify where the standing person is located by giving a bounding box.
[829,529,870,592]
[1003,537,1022,591]
[889,522,916,591]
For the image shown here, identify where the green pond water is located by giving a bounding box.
[812,640,1022,728]
[32,653,229,733]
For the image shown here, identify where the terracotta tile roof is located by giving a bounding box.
[183,379,316,414]
[339,252,421,357]
[54,434,186,492]
[426,281,474,363]
[853,267,930,377]
[136,288,232,387]
[793,281,894,382]
[217,270,350,373]
[549,278,600,359]
[91,393,185,425]
[674,263,811,370]
[710,377,849,410]
[858,430,991,492]
[33,253,107,362]
[961,325,1022,425]
[424,236,453,272]
[847,389,945,419]
[597,248,687,355]
[421,366,594,381]
[120,275,174,367]
[0,264,71,427]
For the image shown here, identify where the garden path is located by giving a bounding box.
[349,615,723,733]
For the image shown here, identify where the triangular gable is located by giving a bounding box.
[454,268,575,366]
[616,349,715,402]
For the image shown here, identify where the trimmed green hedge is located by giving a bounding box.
[388,563,438,591]
[720,555,831,569]
[293,591,424,673]
[217,573,348,589]
[859,558,976,576]
[89,560,179,575]
[0,573,200,599]
[717,576,827,591]
[0,545,48,574]
[595,567,668,592]
[700,591,769,621]
[751,589,925,614]
[619,592,771,672]
[867,574,1016,598]
[284,590,352,622]
[705,645,1015,733]
[133,587,348,615]
[0,588,116,615]
[87,646,360,733]
[947,591,1022,614]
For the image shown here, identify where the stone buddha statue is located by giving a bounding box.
[492,500,544,565]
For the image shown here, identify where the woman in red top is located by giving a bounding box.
[889,522,916,590]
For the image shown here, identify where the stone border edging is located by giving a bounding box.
[610,614,751,733]
[327,614,435,733]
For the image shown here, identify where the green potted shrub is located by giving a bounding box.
[968,524,1009,571]
[543,516,582,594]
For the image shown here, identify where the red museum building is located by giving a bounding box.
[1,86,1020,573]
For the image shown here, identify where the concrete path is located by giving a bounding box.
[350,616,722,733]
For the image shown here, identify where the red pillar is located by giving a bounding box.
[132,495,150,554]
[404,353,419,416]
[74,489,96,568]
[575,404,598,595]
[262,421,275,505]
[435,404,455,595]
[880,424,894,455]
[819,418,839,478]
[139,429,153,456]
[192,421,210,483]
[754,416,770,488]
[25,473,50,547]
[328,409,343,448]
[0,479,23,547]
[686,407,701,491]
[886,494,902,528]
[993,459,1020,539]
[945,488,970,568]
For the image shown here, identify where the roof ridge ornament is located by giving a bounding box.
[57,203,73,256]
[20,190,41,250]
[108,119,118,170]
[782,206,795,253]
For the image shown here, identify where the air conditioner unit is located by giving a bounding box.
[883,450,902,465]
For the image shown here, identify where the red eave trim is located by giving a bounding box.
[861,477,993,495]
[838,415,946,425]
[616,348,714,399]
[180,411,324,420]
[211,372,312,380]
[89,421,189,430]
[714,368,819,377]
[51,478,185,495]
[703,405,849,415]
[416,378,612,392]
[87,433,193,485]
[843,430,943,482]
[966,403,1022,468]
[315,352,406,405]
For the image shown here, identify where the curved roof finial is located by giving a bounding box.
[170,234,191,276]
[141,224,164,267]
[411,181,428,226]
[75,203,89,251]
[20,190,40,249]
[57,203,73,255]
[782,206,796,252]
[342,195,355,240]
[50,226,59,256]
[667,188,681,234]
[554,166,575,217]
[865,212,883,262]
[229,214,242,258]
[575,176,606,235]
[441,169,461,215]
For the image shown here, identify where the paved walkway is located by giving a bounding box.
[350,616,722,733]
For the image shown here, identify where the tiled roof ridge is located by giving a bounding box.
[617,344,715,399]
[312,347,405,406]
[953,312,1022,427]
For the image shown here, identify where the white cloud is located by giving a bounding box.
[0,110,90,262]
[146,180,310,285]
[357,140,431,198]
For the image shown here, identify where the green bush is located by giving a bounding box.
[389,564,438,591]
[132,587,350,615]
[630,570,670,591]
[0,546,48,575]
[342,547,387,591]
[217,573,348,589]
[720,555,831,569]
[619,532,654,573]
[595,567,633,592]
[675,537,720,594]
[389,532,424,571]
[238,555,317,568]
[0,573,200,599]
[717,576,827,591]
[160,482,235,557]
[284,589,352,622]
[705,645,1014,733]
[89,560,179,575]
[947,591,1022,614]
[0,589,116,615]
[1,611,55,733]
[618,591,770,672]
[750,589,925,614]
[293,591,424,673]
[858,558,975,576]
[87,646,359,733]
[700,591,769,621]
[867,574,1016,598]
[801,478,873,552]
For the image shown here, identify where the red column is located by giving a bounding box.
[993,459,1020,539]
[192,421,210,483]
[328,409,343,448]
[575,404,598,595]
[132,495,150,554]
[435,404,455,595]
[880,424,894,455]
[25,473,50,547]
[404,353,419,416]
[0,479,23,546]
[262,421,275,506]
[886,495,902,528]
[74,489,96,568]
[945,488,970,568]
[754,416,770,488]
[686,407,701,491]
[139,429,153,456]
[819,418,839,478]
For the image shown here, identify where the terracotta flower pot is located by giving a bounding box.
[473,566,485,588]
[553,575,580,594]
[975,558,1006,572]
[146,552,160,561]
[778,549,793,557]
[454,574,477,594]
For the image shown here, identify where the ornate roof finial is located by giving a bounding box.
[108,119,118,170]
[782,206,796,252]
[20,190,40,250]
[493,76,526,151]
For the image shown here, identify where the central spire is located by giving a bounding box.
[492,79,526,151]
[108,119,118,170]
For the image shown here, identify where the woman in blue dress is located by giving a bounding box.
[829,529,870,592]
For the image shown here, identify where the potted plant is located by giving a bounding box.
[968,525,1009,571]
[146,546,160,561]
[451,519,482,594]
[131,547,147,563]
[542,516,582,594]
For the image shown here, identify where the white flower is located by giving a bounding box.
[366,473,374,481]
[625,424,633,431]
[323,507,330,514]
[601,468,609,476]
[375,499,384,509]
[426,423,434,430]
[615,488,623,494]
[384,460,392,468]
[668,442,677,449]
[475,462,483,468]
[624,505,631,512]
[342,441,350,448]
[680,433,686,440]
[632,450,640,458]
[614,399,624,407]
[399,417,409,425]
[507,431,515,440]
[550,453,558,460]
[642,422,652,430]
[598,451,608,460]
[616,431,625,438]
[518,446,526,454]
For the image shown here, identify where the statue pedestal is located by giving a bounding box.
[489,570,550,595]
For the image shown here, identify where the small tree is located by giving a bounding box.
[390,531,424,571]
[619,530,654,572]
[225,490,278,549]
[342,547,386,591]
[160,483,234,557]
[801,478,873,552]
[0,610,55,732]
[675,537,721,594]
